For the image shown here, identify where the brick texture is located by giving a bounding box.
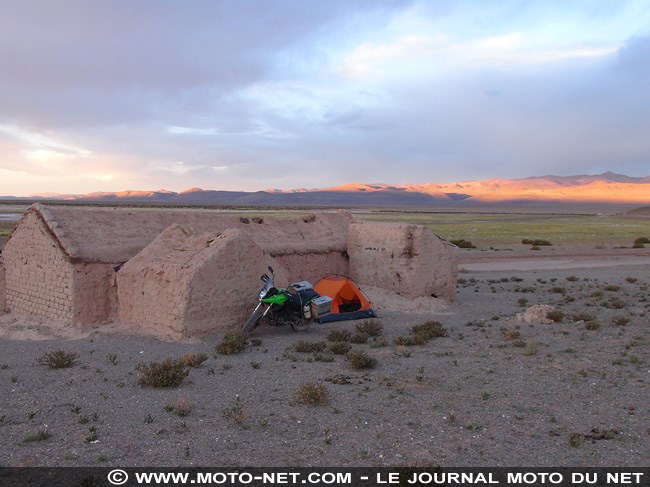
[3,212,75,322]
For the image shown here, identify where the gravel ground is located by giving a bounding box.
[0,263,648,467]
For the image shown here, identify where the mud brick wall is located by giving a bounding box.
[73,263,117,325]
[184,229,289,336]
[275,251,349,284]
[3,211,75,322]
[348,222,458,301]
[117,226,289,337]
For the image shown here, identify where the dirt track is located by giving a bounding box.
[0,257,648,467]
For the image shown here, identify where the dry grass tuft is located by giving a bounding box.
[393,335,426,347]
[612,316,630,327]
[329,341,351,355]
[23,428,51,443]
[293,341,326,353]
[411,321,448,340]
[215,333,248,355]
[327,329,352,342]
[349,332,369,344]
[346,351,377,369]
[37,350,79,369]
[222,397,246,427]
[181,353,208,368]
[295,382,330,406]
[137,358,189,388]
[355,320,383,337]
[167,397,193,416]
[501,329,521,341]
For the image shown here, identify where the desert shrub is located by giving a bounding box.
[369,338,388,348]
[604,297,626,309]
[295,382,329,406]
[522,341,539,356]
[356,320,383,337]
[346,351,377,369]
[312,352,335,363]
[523,238,552,246]
[349,332,369,344]
[181,353,208,368]
[632,242,645,248]
[411,321,448,340]
[327,329,352,342]
[37,350,79,369]
[215,333,248,355]
[604,285,620,292]
[625,277,637,283]
[566,276,579,282]
[328,341,351,355]
[166,397,193,416]
[450,239,476,249]
[501,329,521,340]
[518,298,528,307]
[293,341,326,353]
[222,397,246,427]
[571,312,596,323]
[137,359,189,388]
[531,246,541,250]
[584,320,600,331]
[551,287,566,294]
[23,428,51,443]
[394,335,425,347]
[546,310,564,323]
[569,433,585,448]
[250,338,262,347]
[634,237,650,244]
[612,316,630,327]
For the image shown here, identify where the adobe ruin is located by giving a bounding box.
[0,204,458,337]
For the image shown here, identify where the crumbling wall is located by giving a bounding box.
[275,251,349,284]
[117,225,288,337]
[2,211,75,322]
[348,222,458,301]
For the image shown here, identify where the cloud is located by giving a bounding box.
[0,0,649,195]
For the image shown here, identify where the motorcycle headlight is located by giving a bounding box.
[259,288,268,299]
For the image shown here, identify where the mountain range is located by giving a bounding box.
[3,172,650,206]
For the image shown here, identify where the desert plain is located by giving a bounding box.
[0,203,648,467]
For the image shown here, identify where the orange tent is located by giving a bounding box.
[314,275,376,323]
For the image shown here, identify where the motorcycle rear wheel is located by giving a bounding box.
[290,316,313,332]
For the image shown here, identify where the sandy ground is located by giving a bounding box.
[0,258,648,467]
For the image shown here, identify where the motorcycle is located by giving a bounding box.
[242,266,319,334]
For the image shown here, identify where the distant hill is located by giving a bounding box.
[627,206,650,216]
[4,172,650,206]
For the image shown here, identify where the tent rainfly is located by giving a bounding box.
[314,275,376,323]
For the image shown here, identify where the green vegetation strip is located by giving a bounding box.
[357,213,650,244]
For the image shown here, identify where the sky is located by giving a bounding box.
[1,0,649,196]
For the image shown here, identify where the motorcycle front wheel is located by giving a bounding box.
[242,304,265,335]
